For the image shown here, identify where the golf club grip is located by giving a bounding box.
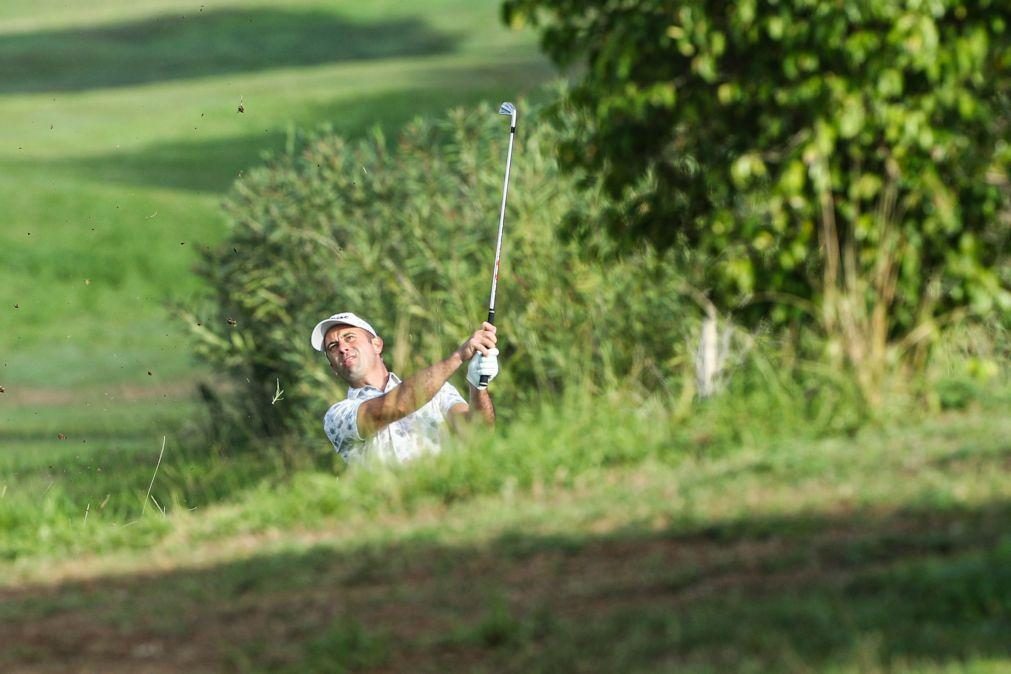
[479,310,495,387]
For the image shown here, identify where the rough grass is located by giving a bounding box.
[1,388,1009,672]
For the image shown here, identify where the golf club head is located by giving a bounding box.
[498,101,517,126]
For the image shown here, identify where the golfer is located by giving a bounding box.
[311,312,499,463]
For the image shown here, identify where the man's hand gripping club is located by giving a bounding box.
[461,323,499,390]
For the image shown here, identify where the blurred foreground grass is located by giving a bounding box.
[1,385,1008,672]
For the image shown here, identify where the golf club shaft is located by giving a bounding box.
[481,114,517,386]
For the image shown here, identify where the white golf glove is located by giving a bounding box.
[466,348,499,390]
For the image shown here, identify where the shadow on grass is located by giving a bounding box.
[0,8,456,93]
[24,67,555,193]
[1,501,1009,672]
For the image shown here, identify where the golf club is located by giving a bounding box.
[480,101,517,388]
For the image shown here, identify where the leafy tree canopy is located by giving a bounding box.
[503,0,1009,396]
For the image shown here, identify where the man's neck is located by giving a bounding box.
[354,364,390,391]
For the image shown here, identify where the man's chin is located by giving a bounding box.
[335,369,366,387]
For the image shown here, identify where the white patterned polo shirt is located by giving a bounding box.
[323,373,467,464]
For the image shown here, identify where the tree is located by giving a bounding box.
[504,0,1010,401]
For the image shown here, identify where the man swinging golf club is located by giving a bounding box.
[311,313,499,463]
[313,102,516,464]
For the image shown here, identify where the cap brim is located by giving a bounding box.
[311,318,377,351]
[311,320,334,351]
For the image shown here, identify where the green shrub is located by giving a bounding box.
[186,104,691,443]
[505,0,1011,406]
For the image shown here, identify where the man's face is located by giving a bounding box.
[323,325,383,386]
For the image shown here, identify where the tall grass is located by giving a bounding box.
[3,352,1006,565]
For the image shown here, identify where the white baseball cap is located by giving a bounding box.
[310,312,378,351]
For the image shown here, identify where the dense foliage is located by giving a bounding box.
[186,106,689,441]
[504,0,1011,398]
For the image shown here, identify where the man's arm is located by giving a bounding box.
[447,346,498,428]
[357,323,496,437]
[448,386,495,427]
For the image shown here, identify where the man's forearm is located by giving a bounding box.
[366,351,464,430]
[467,386,495,426]
[358,322,496,437]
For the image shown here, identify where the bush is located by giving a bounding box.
[185,104,692,444]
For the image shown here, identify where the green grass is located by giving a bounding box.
[0,8,456,93]
[1,0,552,395]
[0,394,1008,672]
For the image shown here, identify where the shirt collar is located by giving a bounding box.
[347,372,401,399]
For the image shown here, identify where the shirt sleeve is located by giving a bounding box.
[323,399,365,460]
[436,382,467,415]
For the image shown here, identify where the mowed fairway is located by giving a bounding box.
[0,0,554,457]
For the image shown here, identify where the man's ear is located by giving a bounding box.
[371,336,384,354]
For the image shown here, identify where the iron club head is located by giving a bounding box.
[498,101,517,126]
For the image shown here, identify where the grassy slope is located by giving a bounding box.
[0,0,550,390]
[0,401,1008,672]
